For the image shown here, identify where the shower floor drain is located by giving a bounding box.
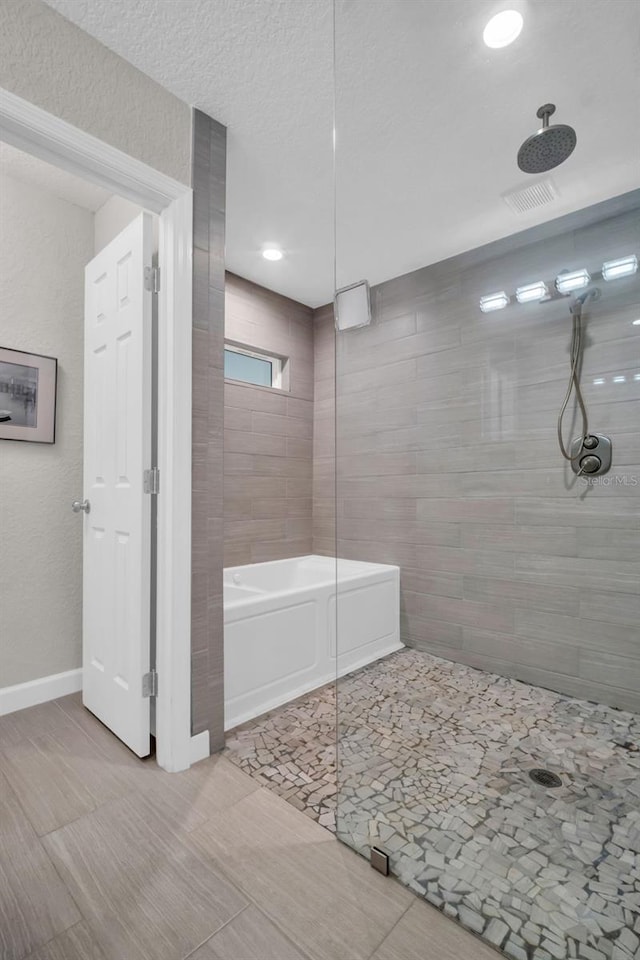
[529,768,563,788]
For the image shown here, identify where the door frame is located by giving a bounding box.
[0,87,197,772]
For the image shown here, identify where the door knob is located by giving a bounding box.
[71,499,91,514]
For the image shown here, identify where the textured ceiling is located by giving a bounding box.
[45,0,640,306]
[0,141,111,211]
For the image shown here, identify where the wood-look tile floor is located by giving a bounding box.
[0,693,498,960]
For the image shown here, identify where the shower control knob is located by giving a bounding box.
[570,433,611,476]
[580,455,601,475]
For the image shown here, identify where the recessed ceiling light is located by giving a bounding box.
[632,318,640,326]
[483,10,524,49]
[262,246,284,261]
[479,291,510,313]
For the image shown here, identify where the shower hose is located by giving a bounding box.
[557,301,589,470]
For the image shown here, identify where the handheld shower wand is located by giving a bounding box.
[557,289,593,463]
[556,288,611,476]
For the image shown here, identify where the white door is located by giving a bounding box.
[81,213,153,757]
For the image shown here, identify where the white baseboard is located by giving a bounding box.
[0,668,83,717]
[1,672,212,770]
[189,729,210,765]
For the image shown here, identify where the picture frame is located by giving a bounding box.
[0,346,58,444]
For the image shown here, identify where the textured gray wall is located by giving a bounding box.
[0,174,94,688]
[0,0,191,186]
[314,202,640,712]
[224,273,314,567]
[191,110,226,749]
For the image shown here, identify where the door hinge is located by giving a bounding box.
[144,265,160,293]
[142,670,158,698]
[143,467,160,494]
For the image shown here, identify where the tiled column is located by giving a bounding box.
[191,108,226,751]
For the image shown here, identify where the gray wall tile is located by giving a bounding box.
[462,627,579,676]
[191,110,226,749]
[224,273,314,567]
[314,204,640,711]
[579,591,640,627]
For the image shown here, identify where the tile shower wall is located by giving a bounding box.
[313,201,640,712]
[313,302,337,557]
[191,109,226,749]
[224,273,314,567]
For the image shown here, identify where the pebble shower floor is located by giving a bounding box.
[225,649,640,960]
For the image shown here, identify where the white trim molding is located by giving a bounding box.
[189,730,211,765]
[0,669,83,717]
[0,88,186,211]
[155,189,194,772]
[0,87,195,772]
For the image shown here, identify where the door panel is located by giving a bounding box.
[82,213,152,757]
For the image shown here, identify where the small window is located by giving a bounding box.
[224,343,288,390]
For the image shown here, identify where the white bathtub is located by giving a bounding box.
[223,555,402,730]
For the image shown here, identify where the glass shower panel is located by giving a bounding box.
[334,3,640,959]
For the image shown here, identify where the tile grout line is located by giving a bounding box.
[49,696,172,820]
[34,833,87,945]
[181,789,320,960]
[35,776,263,960]
[363,896,414,960]
[53,696,130,763]
[25,751,96,933]
[198,862,314,957]
[215,889,317,960]
[181,903,251,960]
[1,697,137,842]
[1,733,116,842]
[19,920,88,960]
[33,782,259,960]
[0,741,97,845]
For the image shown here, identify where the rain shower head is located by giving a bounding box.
[517,104,577,174]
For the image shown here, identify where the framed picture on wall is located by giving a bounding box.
[0,346,58,444]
